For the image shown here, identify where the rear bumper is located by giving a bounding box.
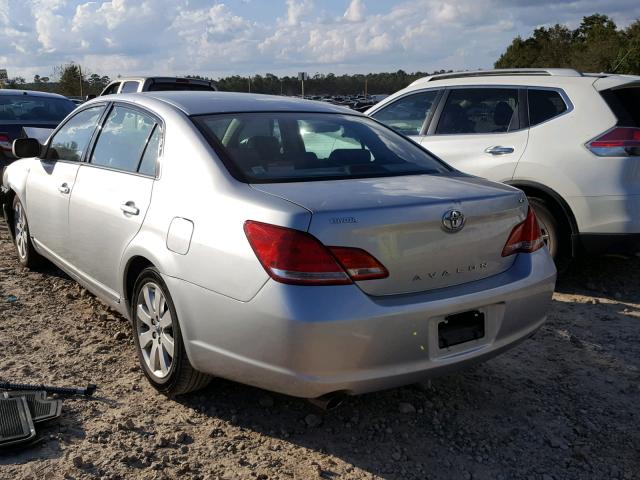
[165,248,556,398]
[573,233,640,256]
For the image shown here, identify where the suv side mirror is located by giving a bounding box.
[12,138,42,158]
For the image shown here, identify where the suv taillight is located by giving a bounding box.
[244,220,388,285]
[0,133,11,152]
[502,208,545,257]
[587,127,640,157]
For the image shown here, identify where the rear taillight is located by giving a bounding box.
[502,208,545,257]
[244,220,388,285]
[0,133,11,152]
[587,127,640,157]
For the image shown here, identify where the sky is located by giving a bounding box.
[0,0,638,81]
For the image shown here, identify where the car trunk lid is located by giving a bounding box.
[252,174,528,296]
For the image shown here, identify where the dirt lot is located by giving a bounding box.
[0,224,639,480]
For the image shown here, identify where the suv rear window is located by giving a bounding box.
[528,89,568,126]
[194,112,450,183]
[147,82,214,92]
[0,95,75,122]
[601,87,640,127]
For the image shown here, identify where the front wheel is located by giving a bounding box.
[131,267,211,396]
[12,196,44,268]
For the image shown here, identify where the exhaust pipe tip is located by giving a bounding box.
[307,392,346,411]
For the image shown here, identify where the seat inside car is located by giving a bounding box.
[493,101,514,132]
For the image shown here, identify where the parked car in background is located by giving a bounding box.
[367,69,640,260]
[98,76,217,96]
[2,91,555,400]
[0,90,75,175]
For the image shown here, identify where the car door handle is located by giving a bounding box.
[58,183,70,194]
[485,146,515,155]
[120,202,140,216]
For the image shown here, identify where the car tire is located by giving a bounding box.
[12,196,44,269]
[131,267,211,396]
[528,197,561,260]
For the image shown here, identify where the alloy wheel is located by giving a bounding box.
[136,282,175,379]
[14,202,28,260]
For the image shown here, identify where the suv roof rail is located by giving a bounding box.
[413,68,583,85]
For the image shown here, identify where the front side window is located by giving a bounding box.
[371,91,439,136]
[120,81,140,94]
[528,89,568,126]
[46,105,106,161]
[90,106,156,173]
[194,112,450,183]
[436,88,519,135]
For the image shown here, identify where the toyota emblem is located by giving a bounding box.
[442,209,465,232]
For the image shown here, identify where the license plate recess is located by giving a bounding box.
[438,310,485,349]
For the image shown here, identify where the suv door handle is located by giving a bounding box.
[58,183,70,194]
[485,146,515,155]
[120,202,140,216]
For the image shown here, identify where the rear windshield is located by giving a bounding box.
[0,95,75,122]
[147,82,215,92]
[194,112,451,183]
[600,87,640,127]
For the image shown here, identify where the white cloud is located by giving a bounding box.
[344,0,366,23]
[0,0,637,81]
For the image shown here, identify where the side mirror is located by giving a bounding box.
[85,94,96,101]
[12,138,42,158]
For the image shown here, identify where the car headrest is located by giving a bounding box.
[493,101,514,127]
[246,136,280,158]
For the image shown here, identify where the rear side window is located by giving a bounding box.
[600,87,640,127]
[90,106,157,174]
[120,81,140,94]
[138,125,161,176]
[194,112,450,183]
[528,89,568,126]
[436,88,519,135]
[370,90,439,136]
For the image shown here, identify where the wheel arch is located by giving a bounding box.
[123,255,156,317]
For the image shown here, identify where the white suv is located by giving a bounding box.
[366,68,640,259]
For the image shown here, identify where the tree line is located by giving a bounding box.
[1,13,638,98]
[495,14,640,74]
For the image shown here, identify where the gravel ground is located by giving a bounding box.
[0,224,639,480]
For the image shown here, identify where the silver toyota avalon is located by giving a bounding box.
[1,92,556,400]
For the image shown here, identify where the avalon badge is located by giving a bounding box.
[442,209,465,232]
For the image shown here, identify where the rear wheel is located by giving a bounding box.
[528,197,560,260]
[12,196,44,268]
[131,267,211,396]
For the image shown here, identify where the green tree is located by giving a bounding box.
[495,13,639,74]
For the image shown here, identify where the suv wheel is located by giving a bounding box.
[529,197,560,259]
[12,196,44,268]
[131,267,211,396]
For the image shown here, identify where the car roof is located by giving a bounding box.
[106,91,359,116]
[407,68,640,88]
[0,89,72,100]
[109,76,213,84]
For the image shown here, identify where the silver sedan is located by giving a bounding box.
[1,92,556,402]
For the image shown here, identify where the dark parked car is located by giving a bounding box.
[0,90,76,173]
